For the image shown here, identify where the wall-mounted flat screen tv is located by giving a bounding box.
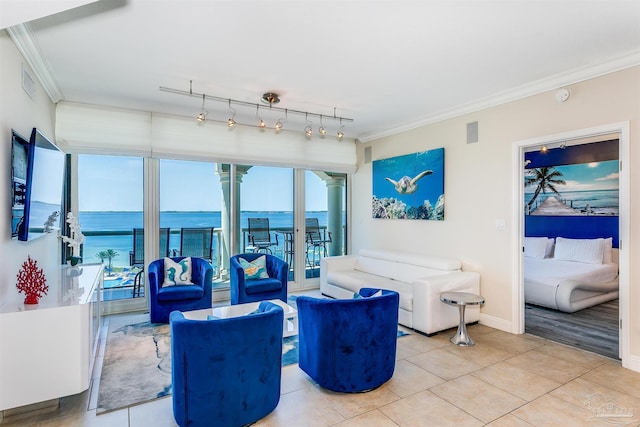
[11,128,66,241]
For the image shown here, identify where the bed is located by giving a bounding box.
[524,236,619,313]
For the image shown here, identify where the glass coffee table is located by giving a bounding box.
[183,299,298,337]
[440,291,485,346]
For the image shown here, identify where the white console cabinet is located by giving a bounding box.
[0,263,103,411]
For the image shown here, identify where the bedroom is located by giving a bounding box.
[523,138,620,359]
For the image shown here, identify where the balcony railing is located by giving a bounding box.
[84,225,336,301]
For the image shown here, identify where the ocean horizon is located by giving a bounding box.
[78,210,332,268]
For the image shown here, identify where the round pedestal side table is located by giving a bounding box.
[440,291,485,346]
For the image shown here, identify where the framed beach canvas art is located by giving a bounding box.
[524,159,619,216]
[372,148,445,220]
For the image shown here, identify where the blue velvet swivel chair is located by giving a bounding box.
[148,257,213,323]
[230,253,288,305]
[170,301,284,427]
[297,288,400,393]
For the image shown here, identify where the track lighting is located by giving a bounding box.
[318,115,326,137]
[160,83,354,139]
[227,99,236,127]
[196,94,207,123]
[304,113,312,138]
[256,105,266,129]
[275,109,287,132]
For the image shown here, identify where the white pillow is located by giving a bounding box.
[524,237,548,259]
[163,257,193,286]
[602,237,613,264]
[544,238,555,258]
[554,238,604,264]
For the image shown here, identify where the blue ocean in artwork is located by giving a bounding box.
[78,211,327,267]
[372,148,445,220]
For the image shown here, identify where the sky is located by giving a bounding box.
[524,160,619,194]
[77,156,329,211]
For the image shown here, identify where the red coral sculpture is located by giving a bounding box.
[16,256,48,304]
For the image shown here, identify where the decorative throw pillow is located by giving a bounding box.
[238,255,270,280]
[353,290,383,299]
[163,257,193,286]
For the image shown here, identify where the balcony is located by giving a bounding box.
[83,226,333,302]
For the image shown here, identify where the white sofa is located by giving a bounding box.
[320,249,481,335]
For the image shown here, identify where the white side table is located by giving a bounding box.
[440,291,485,346]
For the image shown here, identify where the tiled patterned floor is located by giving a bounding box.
[3,298,639,426]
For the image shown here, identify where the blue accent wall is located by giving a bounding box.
[525,215,619,248]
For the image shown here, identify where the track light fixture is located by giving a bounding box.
[304,113,313,138]
[318,115,326,137]
[275,109,287,132]
[227,99,236,127]
[160,82,354,139]
[196,94,208,123]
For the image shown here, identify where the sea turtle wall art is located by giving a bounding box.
[372,148,445,220]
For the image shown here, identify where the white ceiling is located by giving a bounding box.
[7,0,640,142]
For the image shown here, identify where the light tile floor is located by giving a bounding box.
[3,298,640,426]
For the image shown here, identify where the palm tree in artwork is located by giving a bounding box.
[525,166,566,212]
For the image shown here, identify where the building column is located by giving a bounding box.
[325,174,346,256]
[216,164,250,279]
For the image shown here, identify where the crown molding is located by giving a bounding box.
[6,23,64,103]
[357,50,640,144]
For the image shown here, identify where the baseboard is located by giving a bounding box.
[622,353,640,373]
[479,313,511,333]
[1,399,59,422]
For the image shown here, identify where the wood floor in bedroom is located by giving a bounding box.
[525,299,619,360]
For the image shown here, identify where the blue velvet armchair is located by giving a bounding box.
[230,253,288,304]
[297,288,400,393]
[170,301,283,427]
[148,257,213,323]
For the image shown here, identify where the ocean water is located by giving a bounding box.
[77,211,328,267]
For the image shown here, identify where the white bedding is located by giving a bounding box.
[524,258,618,286]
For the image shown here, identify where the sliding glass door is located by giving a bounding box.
[76,154,348,309]
[77,155,144,310]
[159,159,223,280]
[237,165,294,281]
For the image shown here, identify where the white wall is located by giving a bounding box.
[353,66,640,362]
[0,30,59,304]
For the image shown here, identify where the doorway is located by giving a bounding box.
[512,122,630,366]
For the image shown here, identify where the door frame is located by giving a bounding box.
[511,121,630,367]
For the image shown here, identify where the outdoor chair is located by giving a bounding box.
[230,253,288,304]
[170,301,283,427]
[247,218,278,253]
[148,256,213,323]
[130,228,170,298]
[305,217,332,269]
[297,288,399,392]
[179,227,213,262]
